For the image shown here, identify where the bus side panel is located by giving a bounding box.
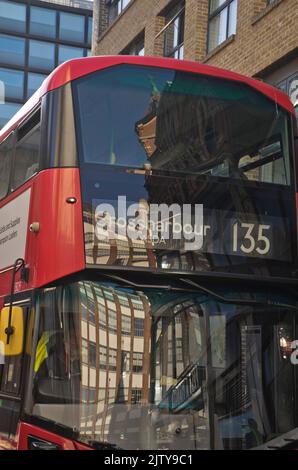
[26,168,85,288]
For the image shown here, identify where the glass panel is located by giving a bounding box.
[0,133,13,198]
[87,16,92,46]
[11,125,40,190]
[164,10,185,57]
[0,34,25,66]
[109,1,118,23]
[30,6,56,38]
[208,7,228,51]
[73,64,290,186]
[0,68,24,100]
[59,12,85,43]
[31,281,298,450]
[228,0,238,36]
[27,72,47,98]
[210,0,226,14]
[174,44,184,59]
[58,45,84,65]
[0,0,26,33]
[0,102,21,128]
[28,40,55,71]
[288,74,298,105]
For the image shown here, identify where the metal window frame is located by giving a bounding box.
[161,6,185,59]
[120,30,145,56]
[107,0,131,25]
[207,0,237,53]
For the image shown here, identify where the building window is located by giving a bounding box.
[108,309,117,333]
[163,3,185,59]
[121,33,145,56]
[30,7,56,39]
[131,388,142,404]
[208,0,238,53]
[108,0,131,25]
[134,317,144,337]
[99,345,107,369]
[0,0,26,33]
[58,45,85,65]
[132,352,143,373]
[109,348,117,370]
[121,314,131,336]
[0,34,25,66]
[0,68,24,100]
[81,338,88,364]
[27,72,46,99]
[88,341,97,368]
[88,16,92,47]
[0,102,21,128]
[59,12,85,43]
[28,40,55,71]
[277,73,298,105]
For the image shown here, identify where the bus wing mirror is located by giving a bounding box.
[0,307,24,356]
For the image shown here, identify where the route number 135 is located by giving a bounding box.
[232,223,271,255]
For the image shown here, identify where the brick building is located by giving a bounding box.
[92,0,298,104]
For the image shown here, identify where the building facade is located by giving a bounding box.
[92,0,298,105]
[0,0,93,128]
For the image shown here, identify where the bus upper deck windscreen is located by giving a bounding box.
[72,64,296,278]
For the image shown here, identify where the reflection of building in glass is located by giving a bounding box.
[76,282,213,449]
[78,281,152,445]
[84,201,157,268]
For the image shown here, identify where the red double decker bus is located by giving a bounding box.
[0,56,298,450]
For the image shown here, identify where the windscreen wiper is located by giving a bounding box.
[100,273,191,291]
[99,273,298,311]
[179,278,298,311]
[88,440,122,450]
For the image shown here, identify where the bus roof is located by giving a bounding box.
[0,55,294,142]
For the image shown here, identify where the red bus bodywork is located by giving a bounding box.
[0,56,296,451]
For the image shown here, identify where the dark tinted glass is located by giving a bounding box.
[31,281,298,450]
[73,65,290,186]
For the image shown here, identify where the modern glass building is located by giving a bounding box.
[0,0,92,128]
